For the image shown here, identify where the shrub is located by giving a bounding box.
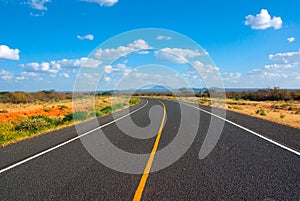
[100,106,112,114]
[44,107,51,112]
[112,103,125,110]
[63,111,89,122]
[129,97,139,105]
[95,111,103,117]
[256,109,267,116]
[63,113,73,122]
[90,110,103,117]
[58,105,68,110]
[0,109,8,113]
[280,113,285,118]
[16,116,51,133]
[0,121,16,143]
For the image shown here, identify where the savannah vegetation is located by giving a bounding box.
[0,90,140,146]
[135,87,300,129]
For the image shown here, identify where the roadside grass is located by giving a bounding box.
[144,95,300,129]
[0,96,140,147]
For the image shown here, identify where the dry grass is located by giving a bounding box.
[0,96,139,146]
[0,96,129,122]
[146,96,300,129]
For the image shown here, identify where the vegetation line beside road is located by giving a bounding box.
[0,91,140,147]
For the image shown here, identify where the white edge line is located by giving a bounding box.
[0,100,149,174]
[178,101,300,156]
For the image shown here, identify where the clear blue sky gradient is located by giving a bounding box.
[0,0,299,91]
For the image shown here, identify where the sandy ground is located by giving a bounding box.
[0,96,129,122]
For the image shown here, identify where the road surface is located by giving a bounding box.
[0,98,299,200]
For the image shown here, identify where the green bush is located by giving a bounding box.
[100,106,112,114]
[63,111,89,122]
[0,121,16,143]
[16,116,51,133]
[58,105,68,110]
[129,97,139,105]
[112,103,125,110]
[63,113,73,122]
[256,109,267,116]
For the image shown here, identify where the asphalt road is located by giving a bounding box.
[0,98,299,200]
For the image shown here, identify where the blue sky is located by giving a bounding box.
[0,0,300,91]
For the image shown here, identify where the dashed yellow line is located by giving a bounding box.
[133,101,166,201]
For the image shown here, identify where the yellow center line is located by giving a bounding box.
[133,101,167,201]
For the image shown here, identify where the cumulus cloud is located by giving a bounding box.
[248,50,300,82]
[60,73,69,78]
[21,57,102,74]
[26,0,51,10]
[103,65,113,73]
[192,61,219,73]
[83,0,118,7]
[245,9,282,30]
[155,50,188,64]
[269,51,300,64]
[16,71,40,81]
[156,35,172,40]
[0,69,13,80]
[287,37,295,43]
[94,39,150,60]
[77,34,94,41]
[155,48,205,64]
[104,77,111,82]
[103,63,132,76]
[0,45,20,60]
[221,72,242,83]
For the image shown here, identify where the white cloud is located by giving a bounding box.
[103,63,132,76]
[155,48,204,64]
[248,49,300,85]
[16,71,40,80]
[221,72,241,83]
[287,37,295,43]
[245,9,282,30]
[21,71,39,77]
[156,35,172,40]
[21,57,101,74]
[193,60,204,68]
[163,48,204,58]
[23,62,59,74]
[60,73,69,78]
[79,58,102,68]
[193,61,220,73]
[83,0,118,7]
[104,76,111,82]
[94,39,150,60]
[77,34,94,41]
[0,45,20,60]
[155,50,188,64]
[16,76,25,80]
[26,0,51,10]
[296,75,300,80]
[269,51,300,64]
[103,65,113,73]
[248,63,297,80]
[0,70,13,80]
